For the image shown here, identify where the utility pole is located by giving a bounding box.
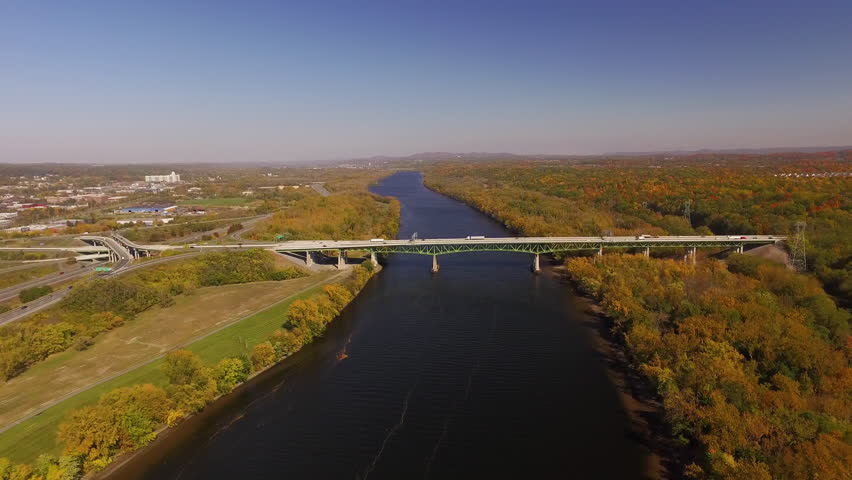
[790,221,807,272]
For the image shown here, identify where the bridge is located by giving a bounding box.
[188,235,784,272]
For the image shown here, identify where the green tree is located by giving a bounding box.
[19,285,53,303]
[213,357,250,394]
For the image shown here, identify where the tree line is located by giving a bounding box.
[565,254,849,479]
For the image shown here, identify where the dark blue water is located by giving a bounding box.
[114,171,647,479]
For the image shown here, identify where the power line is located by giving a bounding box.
[790,221,807,272]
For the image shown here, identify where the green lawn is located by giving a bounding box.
[177,197,254,207]
[0,273,343,463]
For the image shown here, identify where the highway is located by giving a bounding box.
[0,263,95,303]
[0,251,202,326]
[0,286,76,326]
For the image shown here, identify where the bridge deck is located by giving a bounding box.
[187,235,783,255]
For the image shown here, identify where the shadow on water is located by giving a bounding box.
[107,171,651,480]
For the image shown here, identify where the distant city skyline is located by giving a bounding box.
[2,0,852,163]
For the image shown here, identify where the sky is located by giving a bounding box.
[2,0,852,163]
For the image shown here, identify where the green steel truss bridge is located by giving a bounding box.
[9,233,784,282]
[182,235,784,272]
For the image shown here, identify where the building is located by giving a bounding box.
[118,204,177,214]
[144,171,181,183]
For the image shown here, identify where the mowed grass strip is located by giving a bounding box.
[0,270,345,463]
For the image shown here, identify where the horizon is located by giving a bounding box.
[2,0,852,163]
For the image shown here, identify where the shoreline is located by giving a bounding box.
[0,271,344,437]
[95,264,381,480]
[552,264,687,480]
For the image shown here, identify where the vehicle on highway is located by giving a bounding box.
[728,236,748,239]
[466,235,486,240]
[370,238,385,242]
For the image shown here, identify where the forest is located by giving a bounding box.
[0,250,305,381]
[565,254,850,479]
[0,264,375,479]
[424,160,851,303]
[247,193,400,241]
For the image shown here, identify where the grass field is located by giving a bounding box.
[0,270,345,463]
[177,197,254,207]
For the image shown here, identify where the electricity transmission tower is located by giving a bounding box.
[683,199,692,227]
[790,221,807,272]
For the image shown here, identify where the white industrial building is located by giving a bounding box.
[144,171,181,183]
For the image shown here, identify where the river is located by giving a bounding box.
[109,171,652,479]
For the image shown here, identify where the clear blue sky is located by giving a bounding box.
[2,0,851,163]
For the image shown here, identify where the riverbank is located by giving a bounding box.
[95,263,380,479]
[552,264,683,479]
[0,267,352,464]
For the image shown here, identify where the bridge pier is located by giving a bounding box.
[305,251,314,267]
[431,255,439,274]
[643,247,650,257]
[370,251,378,267]
[689,247,697,265]
[736,244,744,254]
[597,246,603,256]
[337,251,346,269]
[531,253,541,273]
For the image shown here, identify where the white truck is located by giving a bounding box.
[465,235,486,240]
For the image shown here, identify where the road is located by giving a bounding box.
[0,252,202,326]
[0,286,76,326]
[310,182,331,197]
[0,263,95,303]
[229,213,273,239]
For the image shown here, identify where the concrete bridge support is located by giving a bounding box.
[643,247,650,257]
[689,247,697,265]
[531,253,541,273]
[597,246,603,256]
[736,244,744,254]
[305,251,314,267]
[337,251,346,269]
[370,251,378,267]
[431,255,439,274]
